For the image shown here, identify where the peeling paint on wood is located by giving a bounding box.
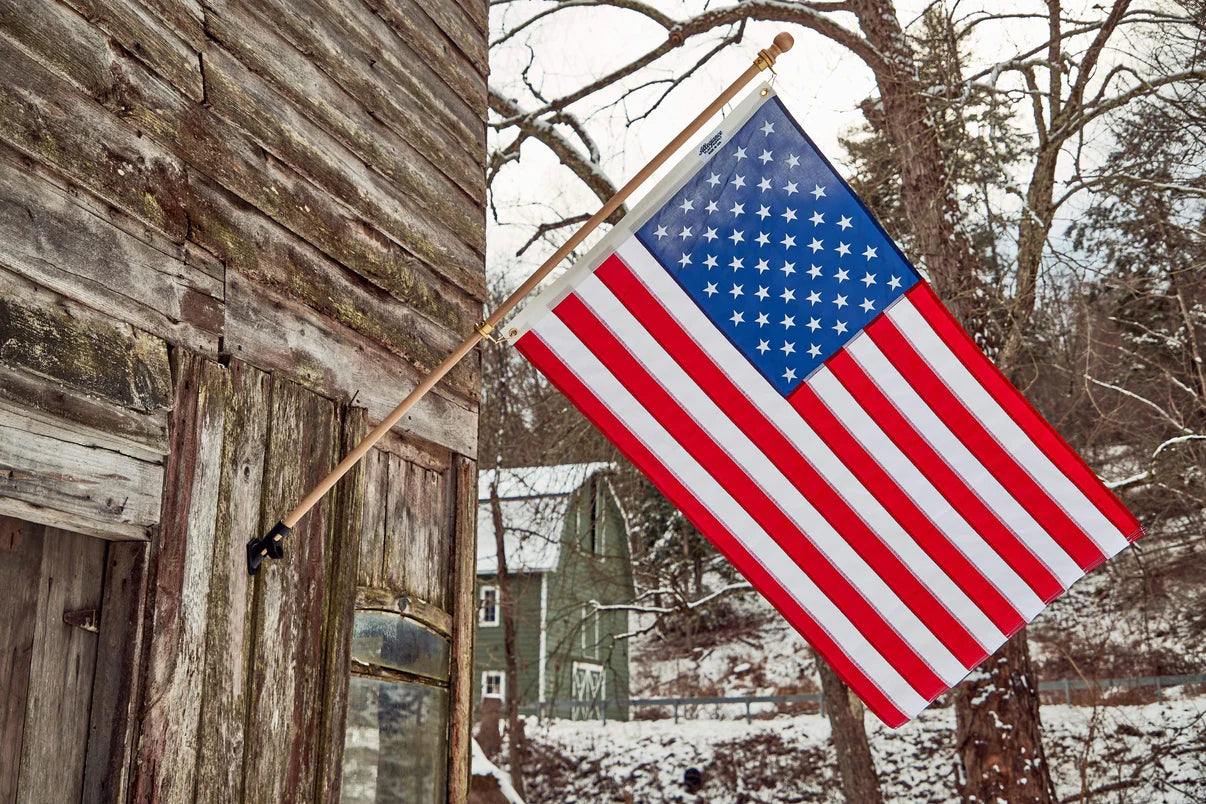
[193,360,269,803]
[448,456,479,803]
[131,353,227,803]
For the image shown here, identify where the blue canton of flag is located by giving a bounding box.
[637,98,921,395]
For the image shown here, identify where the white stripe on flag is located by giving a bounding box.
[846,337,1084,588]
[805,366,1046,621]
[529,313,930,716]
[616,238,1033,631]
[886,299,1129,556]
[575,273,969,684]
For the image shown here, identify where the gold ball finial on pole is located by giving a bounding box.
[755,31,795,71]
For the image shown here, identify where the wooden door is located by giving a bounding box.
[0,516,107,803]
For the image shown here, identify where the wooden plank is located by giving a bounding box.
[226,270,479,457]
[243,380,338,802]
[383,455,451,609]
[315,404,368,802]
[203,0,484,208]
[81,539,150,803]
[362,0,487,84]
[0,36,191,242]
[0,397,163,542]
[355,587,455,638]
[193,360,270,804]
[421,464,453,610]
[0,364,169,455]
[0,517,42,804]
[0,0,126,99]
[198,42,486,299]
[0,145,221,355]
[0,399,162,464]
[447,455,478,804]
[459,0,489,36]
[382,453,412,597]
[130,353,228,803]
[0,0,484,310]
[357,447,388,589]
[17,527,107,804]
[374,429,452,473]
[188,177,480,403]
[0,264,174,414]
[62,0,203,100]
[138,0,207,51]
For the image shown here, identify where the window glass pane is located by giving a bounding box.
[351,612,450,682]
[342,676,449,804]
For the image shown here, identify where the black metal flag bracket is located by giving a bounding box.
[247,520,290,574]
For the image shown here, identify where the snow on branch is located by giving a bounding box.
[592,581,754,641]
[1106,434,1206,491]
[1084,374,1193,434]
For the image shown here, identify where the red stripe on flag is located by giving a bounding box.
[788,382,1026,637]
[906,284,1143,545]
[825,350,1065,603]
[554,292,947,699]
[866,316,1107,571]
[595,255,989,667]
[515,331,911,727]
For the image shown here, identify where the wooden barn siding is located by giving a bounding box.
[0,0,485,458]
[0,0,486,798]
[99,354,452,802]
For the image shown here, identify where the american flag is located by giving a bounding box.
[509,90,1142,726]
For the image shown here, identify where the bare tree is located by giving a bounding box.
[488,479,528,798]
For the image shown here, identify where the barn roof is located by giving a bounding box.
[476,462,612,574]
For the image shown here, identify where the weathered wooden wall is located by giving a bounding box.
[0,0,486,798]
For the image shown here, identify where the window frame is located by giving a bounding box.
[478,584,500,628]
[481,669,506,700]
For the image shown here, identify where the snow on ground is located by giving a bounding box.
[472,740,525,803]
[522,696,1206,802]
[630,595,821,705]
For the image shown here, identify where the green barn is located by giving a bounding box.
[475,463,634,720]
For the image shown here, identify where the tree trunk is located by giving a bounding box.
[954,629,1057,804]
[488,481,526,799]
[849,0,987,327]
[813,650,884,804]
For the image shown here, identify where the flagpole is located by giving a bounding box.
[247,31,795,574]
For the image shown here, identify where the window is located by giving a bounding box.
[343,611,452,803]
[580,605,599,659]
[586,478,603,554]
[482,670,506,700]
[479,585,500,627]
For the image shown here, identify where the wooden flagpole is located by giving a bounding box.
[248,31,795,574]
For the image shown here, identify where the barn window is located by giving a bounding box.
[482,670,506,699]
[479,585,500,627]
[587,477,604,554]
[343,612,451,804]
